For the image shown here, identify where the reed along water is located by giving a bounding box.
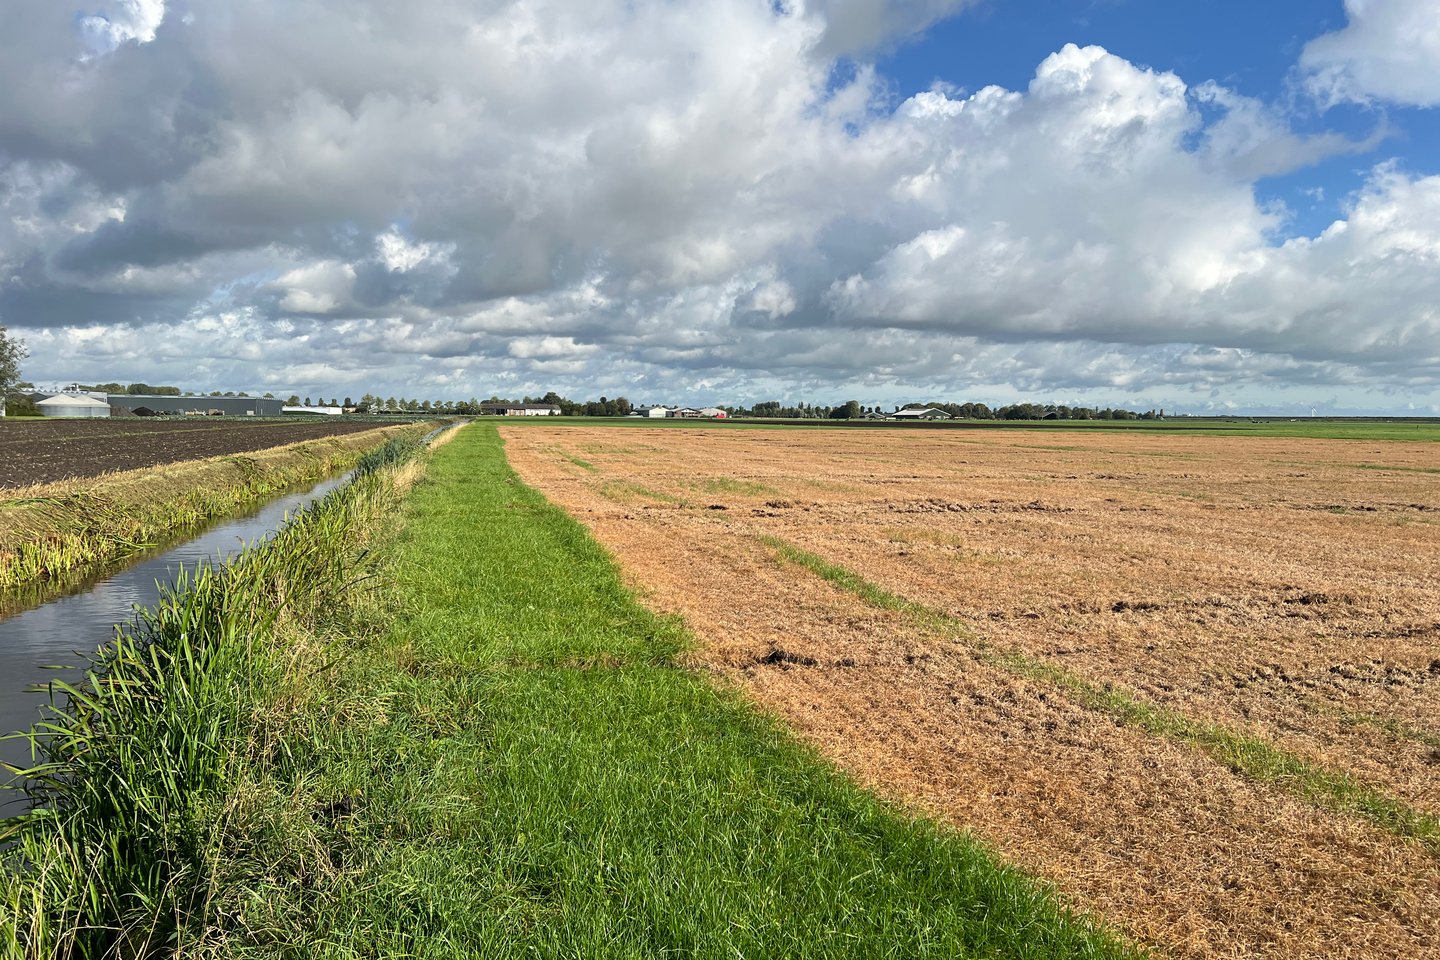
[0,472,351,815]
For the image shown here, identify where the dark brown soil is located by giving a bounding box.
[0,419,401,488]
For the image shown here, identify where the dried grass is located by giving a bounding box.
[502,424,1440,960]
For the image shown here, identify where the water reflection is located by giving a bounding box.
[0,473,349,814]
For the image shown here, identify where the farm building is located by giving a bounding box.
[635,405,670,418]
[697,407,728,419]
[38,394,111,418]
[108,394,285,417]
[477,403,562,416]
[282,405,343,416]
[891,407,951,421]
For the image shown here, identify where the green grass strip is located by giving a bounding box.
[597,477,692,506]
[760,534,950,628]
[762,537,1440,855]
[1307,700,1440,751]
[270,423,1140,958]
[556,447,599,472]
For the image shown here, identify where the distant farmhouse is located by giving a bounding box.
[633,405,728,419]
[478,403,561,416]
[890,407,951,421]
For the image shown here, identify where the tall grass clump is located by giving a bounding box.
[0,434,424,957]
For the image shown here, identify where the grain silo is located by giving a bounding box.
[36,394,111,418]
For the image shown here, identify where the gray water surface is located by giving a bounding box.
[0,472,349,813]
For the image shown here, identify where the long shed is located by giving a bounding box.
[108,395,285,416]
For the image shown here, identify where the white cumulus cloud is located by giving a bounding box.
[78,0,168,55]
[1300,0,1440,107]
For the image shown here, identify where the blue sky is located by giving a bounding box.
[3,0,1440,414]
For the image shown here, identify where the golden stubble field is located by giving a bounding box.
[501,424,1440,960]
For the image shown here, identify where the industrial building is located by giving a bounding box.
[106,394,285,417]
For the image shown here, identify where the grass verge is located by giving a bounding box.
[761,537,1440,855]
[2,424,1137,957]
[0,423,428,592]
[62,422,1132,957]
[0,433,427,957]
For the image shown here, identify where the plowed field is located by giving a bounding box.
[503,424,1440,960]
[0,419,397,488]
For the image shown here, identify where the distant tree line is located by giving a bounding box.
[335,392,1160,421]
[722,400,1163,420]
[71,383,284,400]
[345,391,636,416]
[13,365,1162,423]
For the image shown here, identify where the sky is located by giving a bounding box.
[2,0,1439,414]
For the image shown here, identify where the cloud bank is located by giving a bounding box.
[1,0,1438,411]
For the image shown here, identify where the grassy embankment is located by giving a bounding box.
[0,433,428,956]
[0,422,428,593]
[2,423,1138,958]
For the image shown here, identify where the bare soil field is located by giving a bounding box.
[0,419,396,488]
[503,424,1440,960]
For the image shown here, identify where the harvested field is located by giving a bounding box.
[0,418,398,488]
[503,424,1440,960]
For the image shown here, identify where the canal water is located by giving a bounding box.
[0,472,350,815]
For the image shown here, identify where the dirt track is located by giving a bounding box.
[503,424,1440,960]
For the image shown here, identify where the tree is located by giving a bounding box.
[286,395,301,406]
[831,400,862,420]
[0,325,27,399]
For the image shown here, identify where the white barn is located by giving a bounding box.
[891,407,950,421]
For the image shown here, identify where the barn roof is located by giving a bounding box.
[37,394,111,409]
